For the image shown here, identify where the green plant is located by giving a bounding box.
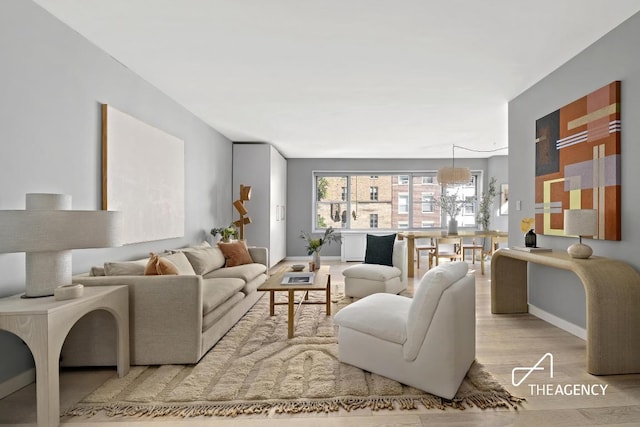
[299,226,342,255]
[436,190,474,219]
[316,177,329,201]
[476,177,498,230]
[210,224,238,241]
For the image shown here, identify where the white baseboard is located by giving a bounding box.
[529,304,586,340]
[0,368,35,399]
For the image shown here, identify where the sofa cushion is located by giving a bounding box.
[404,261,469,361]
[162,252,197,275]
[203,263,267,283]
[202,278,245,315]
[364,234,396,266]
[218,241,254,267]
[144,253,179,275]
[342,263,401,281]
[90,266,106,276]
[202,292,245,331]
[241,274,268,294]
[334,293,411,344]
[181,245,226,275]
[104,260,147,276]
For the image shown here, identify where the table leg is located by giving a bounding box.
[269,290,275,316]
[288,289,295,338]
[406,235,415,277]
[326,274,331,316]
[30,327,59,427]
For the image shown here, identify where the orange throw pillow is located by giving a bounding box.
[218,241,253,267]
[144,253,179,275]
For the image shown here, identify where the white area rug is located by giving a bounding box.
[65,292,523,418]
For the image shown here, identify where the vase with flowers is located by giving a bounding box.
[436,191,473,235]
[520,217,536,247]
[299,227,342,270]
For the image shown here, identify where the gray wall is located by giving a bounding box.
[286,157,500,257]
[508,11,640,327]
[0,1,234,383]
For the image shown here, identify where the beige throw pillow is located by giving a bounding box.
[104,260,146,276]
[162,252,197,275]
[181,245,226,275]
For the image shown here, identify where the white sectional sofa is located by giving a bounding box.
[60,242,268,366]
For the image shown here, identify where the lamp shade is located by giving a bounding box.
[436,167,471,185]
[0,193,122,297]
[564,209,597,237]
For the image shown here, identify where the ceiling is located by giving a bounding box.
[32,1,640,159]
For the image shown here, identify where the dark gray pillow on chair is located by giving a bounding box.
[364,234,396,266]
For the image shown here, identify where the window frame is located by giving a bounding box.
[312,171,483,232]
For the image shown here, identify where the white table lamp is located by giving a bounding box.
[0,193,123,297]
[564,209,597,259]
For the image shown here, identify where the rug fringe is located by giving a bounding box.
[63,393,524,419]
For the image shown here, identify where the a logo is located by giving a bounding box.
[512,352,553,386]
[512,353,608,396]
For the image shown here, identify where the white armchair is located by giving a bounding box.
[334,261,475,399]
[342,238,407,298]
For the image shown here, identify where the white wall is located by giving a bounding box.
[508,11,640,329]
[0,0,234,383]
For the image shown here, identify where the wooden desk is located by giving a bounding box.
[0,286,129,427]
[491,248,640,375]
[398,230,507,277]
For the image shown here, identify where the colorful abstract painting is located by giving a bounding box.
[535,81,621,240]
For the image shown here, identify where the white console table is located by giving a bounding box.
[0,286,129,427]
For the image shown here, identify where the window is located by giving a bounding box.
[398,193,409,214]
[370,186,378,201]
[421,192,434,213]
[313,171,481,231]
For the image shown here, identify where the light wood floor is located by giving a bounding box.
[1,259,640,426]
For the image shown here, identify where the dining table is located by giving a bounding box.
[397,230,508,277]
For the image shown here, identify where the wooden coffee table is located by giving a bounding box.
[258,265,331,338]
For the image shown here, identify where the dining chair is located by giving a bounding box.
[491,235,508,254]
[415,237,435,269]
[462,238,484,265]
[431,236,463,267]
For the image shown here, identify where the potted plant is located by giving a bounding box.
[211,224,239,242]
[436,191,473,234]
[299,226,342,269]
[476,177,498,231]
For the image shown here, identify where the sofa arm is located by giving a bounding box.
[248,246,269,268]
[69,275,204,365]
[393,240,408,283]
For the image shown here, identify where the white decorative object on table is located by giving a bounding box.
[53,283,84,301]
[0,193,122,297]
[564,209,597,259]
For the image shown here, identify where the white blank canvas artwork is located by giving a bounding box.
[103,104,184,244]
